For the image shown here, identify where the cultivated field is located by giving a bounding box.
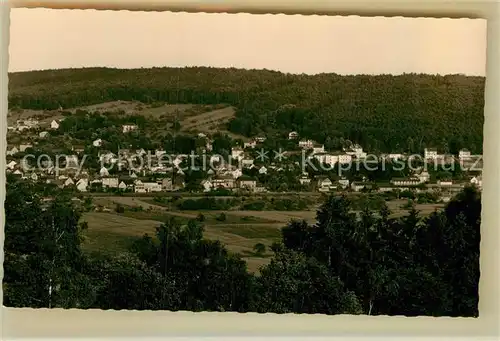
[82,195,445,273]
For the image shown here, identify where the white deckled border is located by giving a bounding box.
[1,1,499,340]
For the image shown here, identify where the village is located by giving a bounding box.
[6,117,483,202]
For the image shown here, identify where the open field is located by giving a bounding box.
[81,193,446,273]
[81,211,281,273]
[180,106,235,131]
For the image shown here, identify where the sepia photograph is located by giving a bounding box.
[4,8,486,317]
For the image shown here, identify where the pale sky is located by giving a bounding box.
[8,8,487,76]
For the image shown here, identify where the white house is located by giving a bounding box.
[312,145,325,154]
[338,178,350,189]
[93,138,103,147]
[345,144,367,159]
[299,175,311,185]
[39,131,49,138]
[417,171,430,183]
[99,167,110,177]
[258,166,268,175]
[64,178,75,187]
[7,160,17,170]
[470,176,482,188]
[76,179,89,192]
[118,181,127,190]
[459,148,472,161]
[230,168,243,179]
[201,180,213,192]
[244,140,257,149]
[13,169,23,177]
[288,131,299,140]
[19,144,33,152]
[424,148,439,160]
[143,182,162,193]
[122,124,138,133]
[388,153,404,160]
[338,154,353,164]
[7,146,19,156]
[134,180,145,193]
[298,139,314,149]
[231,147,244,161]
[241,158,254,168]
[50,120,60,130]
[312,153,338,167]
[102,177,119,188]
[438,180,453,187]
[317,177,334,192]
[237,177,257,191]
[391,177,421,186]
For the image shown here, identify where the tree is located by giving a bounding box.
[253,243,266,256]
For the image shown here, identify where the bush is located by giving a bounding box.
[253,243,266,256]
[115,204,125,213]
[215,213,227,222]
[196,213,205,222]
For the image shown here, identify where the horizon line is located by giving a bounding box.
[8,65,486,78]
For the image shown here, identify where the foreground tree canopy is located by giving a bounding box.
[9,67,485,154]
[4,177,480,316]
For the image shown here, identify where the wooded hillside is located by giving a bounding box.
[8,67,486,153]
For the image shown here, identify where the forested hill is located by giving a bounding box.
[8,67,485,154]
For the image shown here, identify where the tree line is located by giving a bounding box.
[9,67,485,154]
[4,176,480,316]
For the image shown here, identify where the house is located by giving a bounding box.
[317,177,334,192]
[230,168,243,179]
[76,178,89,192]
[231,147,244,161]
[344,144,367,159]
[212,175,236,189]
[19,144,33,152]
[312,153,338,166]
[134,179,145,193]
[102,177,119,188]
[288,131,299,140]
[64,178,75,187]
[438,180,453,187]
[258,166,268,175]
[338,154,352,164]
[155,149,167,158]
[143,182,163,193]
[390,177,421,186]
[244,140,257,149]
[312,144,325,154]
[387,153,404,161]
[237,176,257,191]
[241,158,254,168]
[12,169,23,177]
[6,160,17,170]
[50,120,60,130]
[351,182,373,192]
[298,139,314,149]
[122,124,138,133]
[161,178,173,191]
[65,155,80,169]
[118,181,128,190]
[201,179,213,192]
[6,146,19,156]
[459,148,472,160]
[93,138,103,147]
[299,175,311,185]
[424,148,438,160]
[39,131,49,138]
[470,176,482,188]
[99,167,110,177]
[255,137,266,143]
[338,177,350,189]
[416,171,430,183]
